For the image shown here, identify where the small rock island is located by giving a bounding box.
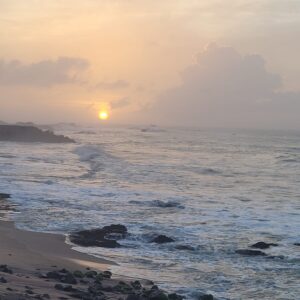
[0,125,75,143]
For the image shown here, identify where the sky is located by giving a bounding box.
[0,0,299,129]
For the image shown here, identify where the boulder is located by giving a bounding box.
[70,224,127,248]
[0,265,13,274]
[235,249,266,256]
[168,293,184,300]
[151,235,175,244]
[250,242,278,249]
[0,193,10,199]
[199,295,214,300]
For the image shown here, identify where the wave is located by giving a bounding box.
[73,145,105,162]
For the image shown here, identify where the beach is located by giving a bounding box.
[0,219,185,300]
[0,193,187,300]
[0,219,108,299]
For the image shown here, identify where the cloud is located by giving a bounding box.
[110,97,131,109]
[94,80,129,90]
[148,44,300,129]
[0,57,89,87]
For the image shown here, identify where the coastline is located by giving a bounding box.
[0,197,189,300]
[0,220,114,272]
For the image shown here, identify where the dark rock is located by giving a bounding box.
[46,271,62,280]
[70,224,127,248]
[250,242,278,249]
[151,235,175,244]
[61,273,77,284]
[102,271,112,279]
[115,281,133,293]
[199,295,214,300]
[102,224,128,239]
[54,284,64,291]
[46,270,77,284]
[63,285,75,292]
[88,283,104,295]
[126,295,142,300]
[168,293,184,300]
[131,280,142,290]
[294,243,300,246]
[101,285,114,292]
[175,245,195,251]
[0,193,10,199]
[148,290,169,300]
[149,200,185,209]
[95,274,105,283]
[0,277,7,283]
[0,264,13,274]
[70,290,105,300]
[38,273,48,279]
[235,249,266,256]
[0,125,75,143]
[55,284,76,292]
[73,270,84,278]
[85,270,98,278]
[25,286,33,290]
[267,255,284,260]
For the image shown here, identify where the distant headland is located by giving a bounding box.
[0,125,75,143]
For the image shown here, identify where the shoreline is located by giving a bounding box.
[0,220,115,272]
[0,196,190,300]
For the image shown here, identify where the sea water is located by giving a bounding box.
[0,125,299,299]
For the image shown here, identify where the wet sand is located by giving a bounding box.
[0,208,181,300]
[0,220,113,299]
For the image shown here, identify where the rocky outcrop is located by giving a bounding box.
[0,125,75,143]
[151,235,175,244]
[70,224,128,248]
[174,245,195,251]
[0,193,10,199]
[235,249,266,256]
[250,242,278,249]
[199,295,214,300]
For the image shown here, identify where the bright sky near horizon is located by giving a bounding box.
[0,0,300,129]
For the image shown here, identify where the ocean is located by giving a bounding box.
[0,125,299,299]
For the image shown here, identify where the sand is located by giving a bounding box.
[0,194,185,300]
[0,221,113,272]
[0,221,114,299]
[0,221,177,300]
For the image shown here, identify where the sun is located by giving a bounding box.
[98,110,109,120]
[98,110,109,121]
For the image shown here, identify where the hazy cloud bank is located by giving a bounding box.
[148,44,300,129]
[0,57,130,92]
[0,57,89,87]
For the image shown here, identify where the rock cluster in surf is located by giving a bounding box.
[70,224,128,248]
